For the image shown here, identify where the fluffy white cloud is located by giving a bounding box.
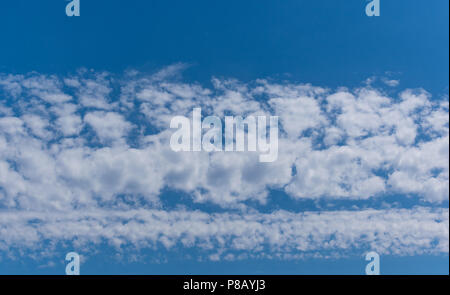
[84,111,133,143]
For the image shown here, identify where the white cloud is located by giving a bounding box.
[0,67,448,260]
[0,207,447,260]
[84,111,133,143]
[382,78,400,87]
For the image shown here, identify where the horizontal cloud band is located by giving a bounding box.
[0,207,448,260]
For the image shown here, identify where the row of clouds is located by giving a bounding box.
[0,65,448,259]
[0,207,448,260]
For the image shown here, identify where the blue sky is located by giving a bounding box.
[1,0,448,92]
[0,0,448,274]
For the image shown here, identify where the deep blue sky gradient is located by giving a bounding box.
[0,0,448,94]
